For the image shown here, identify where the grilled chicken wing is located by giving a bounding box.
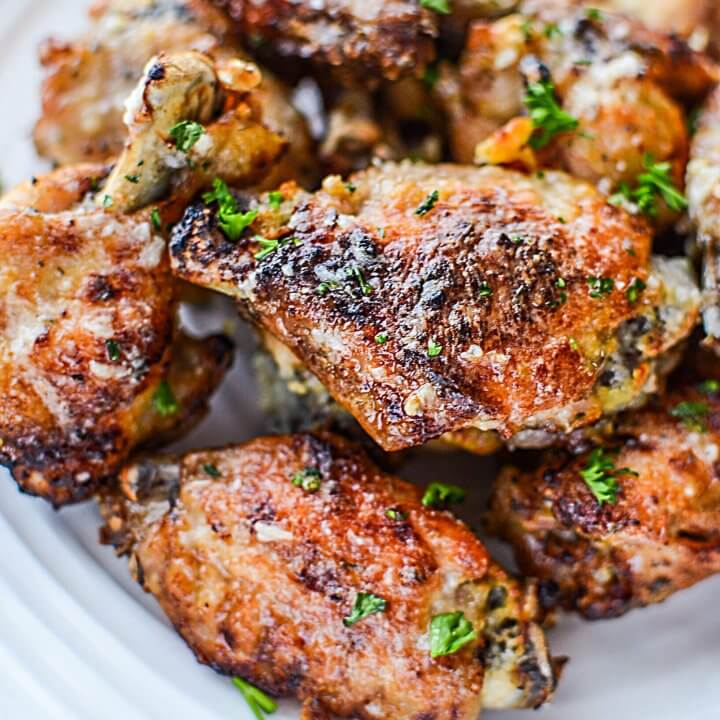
[99,432,556,716]
[0,50,287,505]
[170,161,699,453]
[436,3,716,221]
[211,0,438,84]
[34,0,314,187]
[489,371,720,619]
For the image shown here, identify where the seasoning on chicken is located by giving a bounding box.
[99,432,557,717]
[170,161,699,452]
[489,370,720,619]
[0,50,287,505]
[34,0,314,187]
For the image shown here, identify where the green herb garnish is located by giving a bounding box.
[153,381,179,417]
[125,174,140,184]
[422,482,465,508]
[375,332,389,344]
[670,401,709,432]
[524,79,579,149]
[477,281,493,298]
[429,612,477,657]
[150,208,162,231]
[586,7,603,21]
[232,678,277,720]
[169,120,205,153]
[427,339,443,358]
[420,0,451,14]
[268,191,284,210]
[203,463,221,478]
[422,62,440,89]
[203,178,258,241]
[579,447,637,505]
[415,190,439,216]
[385,507,407,521]
[587,276,614,298]
[626,278,646,304]
[343,592,387,627]
[291,467,323,492]
[105,339,121,362]
[698,379,720,395]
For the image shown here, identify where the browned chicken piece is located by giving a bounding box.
[0,50,288,505]
[170,161,699,453]
[34,0,314,187]
[489,373,720,619]
[436,3,717,222]
[212,0,438,83]
[99,432,557,716]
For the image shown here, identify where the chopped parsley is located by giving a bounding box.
[254,235,301,261]
[153,381,179,417]
[610,154,688,217]
[291,467,322,492]
[544,22,562,38]
[345,181,357,194]
[203,463,221,478]
[268,191,284,210]
[429,612,477,657]
[427,339,443,357]
[422,482,465,508]
[375,331,389,344]
[422,62,440,89]
[415,190,439,216]
[520,18,534,41]
[626,278,646,304]
[579,447,638,505]
[105,339,121,362]
[385,507,407,521]
[698,379,720,395]
[169,120,205,153]
[150,208,162,231]
[420,0,451,14]
[125,174,140,184]
[587,276,614,298]
[586,7,603,21]
[232,677,277,720]
[102,194,113,208]
[203,178,258,241]
[477,281,493,298]
[511,234,525,244]
[524,79,579,149]
[343,592,387,627]
[350,265,373,295]
[670,401,709,432]
[317,280,340,295]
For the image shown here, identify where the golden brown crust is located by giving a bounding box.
[168,161,691,452]
[0,165,231,505]
[99,432,556,716]
[489,377,720,618]
[213,0,438,83]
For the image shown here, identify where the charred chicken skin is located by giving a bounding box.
[211,0,438,83]
[489,372,720,619]
[0,49,288,505]
[171,161,699,453]
[99,432,557,717]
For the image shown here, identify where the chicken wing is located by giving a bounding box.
[170,162,699,452]
[436,3,716,222]
[34,0,314,187]
[489,369,720,619]
[0,50,286,505]
[99,432,557,716]
[211,0,438,83]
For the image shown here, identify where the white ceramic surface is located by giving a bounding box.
[1,2,720,719]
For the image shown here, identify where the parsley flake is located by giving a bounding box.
[429,612,477,657]
[422,482,465,508]
[268,191,284,210]
[477,281,493,298]
[587,276,614,298]
[420,0,451,14]
[102,195,113,208]
[427,339,443,357]
[579,447,638,505]
[698,379,720,395]
[586,7,603,21]
[291,467,322,492]
[524,79,579,149]
[203,463,221,478]
[105,339,121,362]
[375,332,389,344]
[415,190,439,216]
[349,265,373,295]
[203,178,258,241]
[150,208,162,231]
[422,62,440,89]
[626,278,646,304]
[385,507,407,521]
[169,120,205,153]
[610,155,687,217]
[670,401,709,432]
[343,592,387,627]
[232,677,277,720]
[125,174,140,184]
[153,381,179,417]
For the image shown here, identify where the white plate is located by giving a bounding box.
[1,2,720,718]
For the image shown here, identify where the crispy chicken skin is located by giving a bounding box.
[99,432,556,716]
[0,165,232,505]
[436,3,716,218]
[34,0,314,186]
[212,0,438,83]
[171,161,699,452]
[489,375,720,619]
